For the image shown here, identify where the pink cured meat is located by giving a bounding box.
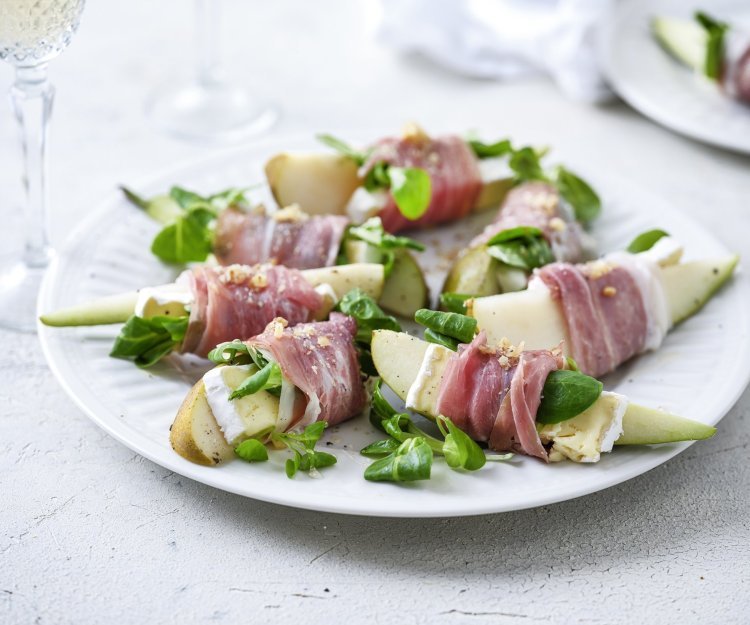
[728,47,750,103]
[248,313,366,428]
[434,332,562,459]
[536,262,648,378]
[363,135,482,233]
[434,332,517,442]
[214,207,348,270]
[489,349,563,461]
[181,264,322,358]
[471,181,587,263]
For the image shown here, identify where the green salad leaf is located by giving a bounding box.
[423,328,460,351]
[509,146,547,182]
[272,421,337,478]
[316,133,369,166]
[364,437,433,482]
[627,229,669,254]
[695,12,729,80]
[415,309,477,345]
[467,138,513,159]
[553,166,601,223]
[360,438,402,458]
[437,416,486,471]
[335,288,401,344]
[229,362,283,400]
[439,292,475,314]
[345,217,425,276]
[234,439,269,463]
[110,315,189,367]
[388,167,432,220]
[536,369,604,425]
[485,226,555,271]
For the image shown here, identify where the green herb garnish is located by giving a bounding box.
[110,315,189,367]
[627,229,669,254]
[695,12,729,80]
[234,439,269,462]
[415,309,477,345]
[316,133,369,166]
[485,226,555,271]
[423,328,460,351]
[364,437,433,482]
[273,421,337,478]
[439,292,475,314]
[335,288,401,345]
[229,361,283,400]
[345,217,425,276]
[552,166,601,224]
[467,138,513,159]
[536,369,603,425]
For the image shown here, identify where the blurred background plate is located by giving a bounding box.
[600,0,750,154]
[37,133,750,517]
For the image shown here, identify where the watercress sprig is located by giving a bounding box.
[317,134,432,220]
[627,229,669,254]
[109,315,189,367]
[415,309,477,348]
[344,217,425,276]
[695,12,729,80]
[122,185,250,265]
[536,369,603,425]
[233,421,337,478]
[485,226,555,271]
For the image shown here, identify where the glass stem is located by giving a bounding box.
[10,64,54,270]
[196,0,220,88]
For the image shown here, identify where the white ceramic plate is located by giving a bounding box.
[38,135,750,517]
[600,0,750,154]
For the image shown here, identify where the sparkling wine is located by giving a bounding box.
[0,0,84,65]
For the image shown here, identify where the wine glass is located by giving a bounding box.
[0,0,86,333]
[145,0,278,142]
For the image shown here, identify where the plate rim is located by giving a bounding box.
[37,135,750,518]
[599,0,750,155]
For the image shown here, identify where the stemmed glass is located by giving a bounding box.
[0,0,86,332]
[145,0,278,142]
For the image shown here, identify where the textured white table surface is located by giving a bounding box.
[2,2,749,624]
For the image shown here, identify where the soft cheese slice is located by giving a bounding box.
[538,392,628,463]
[405,343,454,415]
[203,365,279,445]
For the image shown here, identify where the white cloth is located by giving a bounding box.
[377,0,614,103]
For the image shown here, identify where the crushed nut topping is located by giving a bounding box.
[602,286,617,297]
[548,217,566,232]
[273,204,309,223]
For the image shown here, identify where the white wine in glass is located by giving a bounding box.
[145,0,278,142]
[0,0,85,332]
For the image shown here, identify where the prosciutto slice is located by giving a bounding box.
[214,206,348,270]
[471,181,591,263]
[434,332,562,459]
[248,313,366,429]
[181,264,322,358]
[363,134,482,233]
[535,261,649,378]
[723,33,750,104]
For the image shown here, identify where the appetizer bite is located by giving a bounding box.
[467,237,738,377]
[123,187,429,317]
[40,262,385,366]
[171,314,370,470]
[443,178,598,300]
[653,11,750,105]
[371,328,715,466]
[265,124,523,231]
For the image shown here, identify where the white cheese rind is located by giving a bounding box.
[346,188,388,224]
[405,343,447,412]
[203,365,252,445]
[134,282,193,318]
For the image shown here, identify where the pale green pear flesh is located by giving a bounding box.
[652,16,706,72]
[371,330,716,446]
[39,291,139,327]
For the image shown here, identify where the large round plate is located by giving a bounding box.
[38,135,750,517]
[600,0,750,154]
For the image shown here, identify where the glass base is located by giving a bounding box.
[0,257,51,333]
[145,80,279,143]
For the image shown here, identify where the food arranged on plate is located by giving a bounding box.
[122,187,428,317]
[653,10,750,105]
[39,125,741,487]
[40,262,386,366]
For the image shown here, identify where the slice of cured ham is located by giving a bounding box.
[248,313,366,429]
[471,181,592,263]
[535,260,650,378]
[362,134,482,233]
[434,332,562,460]
[181,264,323,358]
[214,206,348,270]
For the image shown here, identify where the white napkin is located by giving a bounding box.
[377,0,614,103]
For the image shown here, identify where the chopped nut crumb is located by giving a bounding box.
[602,286,617,297]
[549,217,566,232]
